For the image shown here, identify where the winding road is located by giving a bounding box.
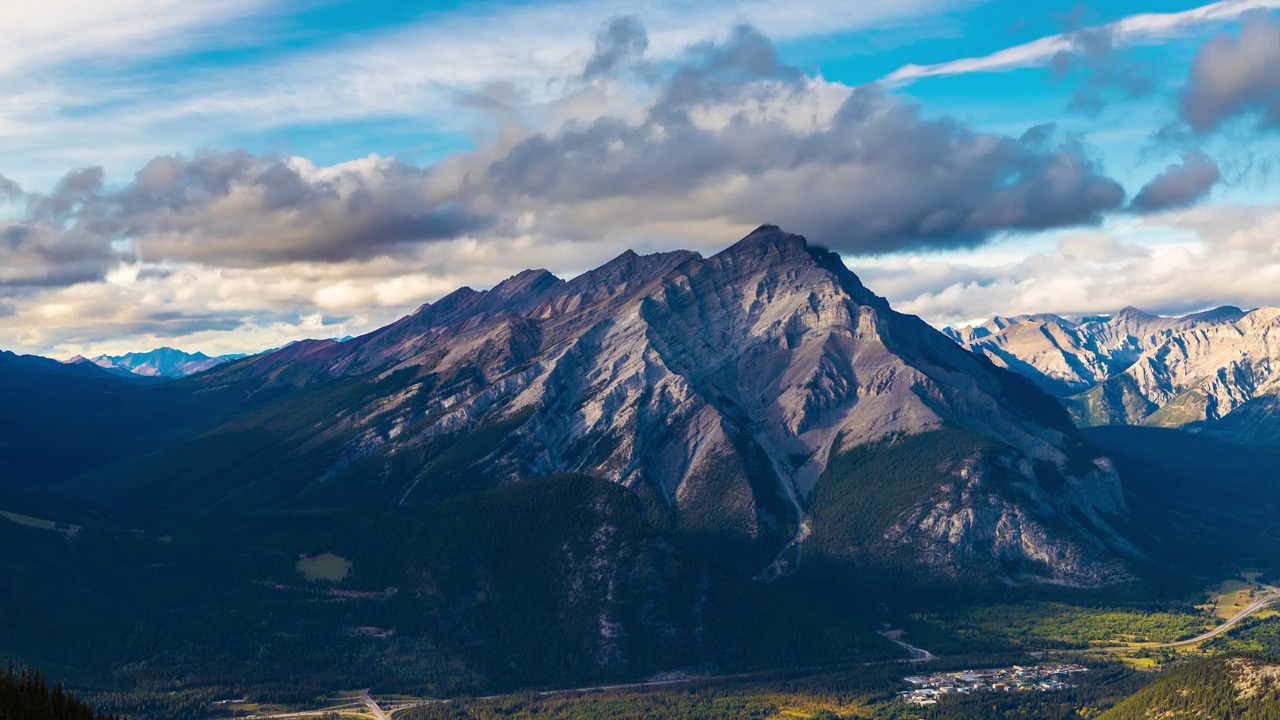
[1087,584,1280,653]
[1152,586,1280,649]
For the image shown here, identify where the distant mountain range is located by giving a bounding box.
[65,347,247,379]
[947,306,1279,446]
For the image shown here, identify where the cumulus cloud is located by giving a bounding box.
[1181,11,1280,131]
[1130,151,1222,212]
[0,151,495,287]
[486,23,1125,254]
[22,17,1258,357]
[0,18,1131,300]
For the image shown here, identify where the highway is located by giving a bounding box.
[1151,587,1280,648]
[361,689,390,720]
[1083,584,1280,654]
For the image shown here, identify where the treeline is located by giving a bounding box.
[0,666,119,720]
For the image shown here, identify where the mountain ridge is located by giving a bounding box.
[79,225,1133,587]
[66,347,246,379]
[946,306,1280,446]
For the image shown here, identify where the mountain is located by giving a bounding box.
[11,227,1280,711]
[947,307,1280,446]
[77,226,1132,586]
[0,350,153,493]
[0,348,261,500]
[69,347,243,379]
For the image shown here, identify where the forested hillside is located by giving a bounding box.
[0,666,118,720]
[1100,656,1280,719]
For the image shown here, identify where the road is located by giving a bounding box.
[1082,585,1280,654]
[1151,588,1280,648]
[361,689,389,720]
[877,632,937,663]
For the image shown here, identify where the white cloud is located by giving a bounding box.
[0,0,270,75]
[857,203,1280,326]
[884,0,1280,84]
[0,0,966,188]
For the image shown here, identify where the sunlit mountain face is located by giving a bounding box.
[2,2,1280,719]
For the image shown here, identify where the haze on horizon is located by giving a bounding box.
[1,0,1278,358]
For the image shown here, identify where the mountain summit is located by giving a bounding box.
[91,227,1132,585]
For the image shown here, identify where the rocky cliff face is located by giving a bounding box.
[948,307,1280,446]
[184,226,1132,585]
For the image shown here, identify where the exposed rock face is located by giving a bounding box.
[197,226,1131,584]
[948,307,1280,445]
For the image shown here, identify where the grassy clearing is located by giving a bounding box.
[926,603,1209,650]
[296,552,353,582]
[1200,580,1272,621]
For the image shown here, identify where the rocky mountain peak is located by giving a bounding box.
[175,227,1134,586]
[718,224,811,261]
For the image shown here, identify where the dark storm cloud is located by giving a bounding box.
[1181,12,1280,132]
[1130,152,1221,213]
[489,24,1125,254]
[582,16,649,79]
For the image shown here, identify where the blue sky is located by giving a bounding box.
[1,0,1278,356]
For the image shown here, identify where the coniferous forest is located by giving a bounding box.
[0,666,118,720]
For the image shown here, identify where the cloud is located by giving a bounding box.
[0,167,119,288]
[582,16,650,79]
[0,174,22,203]
[487,25,1124,254]
[1,0,960,190]
[885,0,1280,85]
[860,203,1280,325]
[0,0,270,76]
[1049,24,1155,113]
[1,19,1129,294]
[0,152,495,284]
[1130,151,1222,212]
[1180,11,1280,131]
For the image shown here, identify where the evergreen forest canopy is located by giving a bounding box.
[0,666,119,720]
